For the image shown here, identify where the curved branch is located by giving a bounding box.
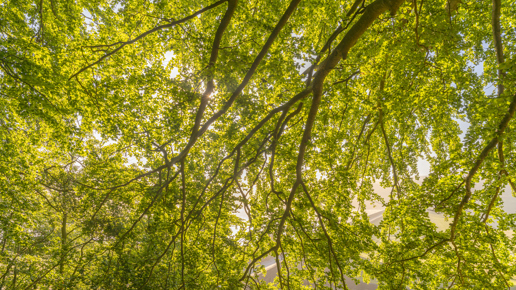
[173,0,303,164]
[189,0,238,139]
[449,0,515,238]
[69,0,229,79]
[301,182,348,290]
[272,0,405,287]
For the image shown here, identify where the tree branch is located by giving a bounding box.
[69,0,229,80]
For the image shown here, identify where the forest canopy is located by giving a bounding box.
[1,0,516,288]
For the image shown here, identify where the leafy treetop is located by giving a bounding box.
[0,0,515,288]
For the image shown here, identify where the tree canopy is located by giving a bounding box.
[1,0,516,288]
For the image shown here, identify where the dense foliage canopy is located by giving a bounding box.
[1,0,516,288]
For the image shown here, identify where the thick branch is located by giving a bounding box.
[167,0,303,168]
[273,0,405,286]
[190,0,238,138]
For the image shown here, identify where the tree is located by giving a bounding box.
[1,0,515,288]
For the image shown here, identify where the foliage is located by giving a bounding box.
[1,0,515,288]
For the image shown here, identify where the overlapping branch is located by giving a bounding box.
[242,0,406,285]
